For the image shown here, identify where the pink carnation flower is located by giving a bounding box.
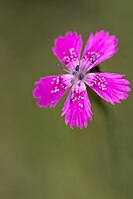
[33,30,130,129]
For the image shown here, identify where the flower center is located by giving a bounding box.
[72,65,85,81]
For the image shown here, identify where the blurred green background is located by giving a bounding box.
[0,0,133,198]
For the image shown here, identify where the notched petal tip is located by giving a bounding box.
[85,72,131,105]
[52,32,82,70]
[82,30,119,71]
[32,87,39,98]
[33,75,71,109]
[61,83,92,129]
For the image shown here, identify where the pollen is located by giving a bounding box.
[51,76,67,93]
[83,50,101,64]
[92,75,108,91]
[63,48,78,63]
[79,103,83,107]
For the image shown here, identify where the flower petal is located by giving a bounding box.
[62,82,92,129]
[82,30,118,71]
[85,73,131,105]
[33,74,72,108]
[52,32,82,71]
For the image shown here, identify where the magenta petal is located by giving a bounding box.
[33,74,72,108]
[62,82,92,129]
[82,30,118,71]
[85,73,131,105]
[52,32,82,71]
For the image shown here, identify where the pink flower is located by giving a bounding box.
[33,30,130,129]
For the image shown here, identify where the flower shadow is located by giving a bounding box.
[87,86,109,115]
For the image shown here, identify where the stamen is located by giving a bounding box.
[57,63,70,73]
[72,71,77,75]
[57,63,63,70]
[91,54,96,63]
[79,73,84,80]
[70,92,75,102]
[75,65,80,71]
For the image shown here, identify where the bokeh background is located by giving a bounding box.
[0,0,133,198]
